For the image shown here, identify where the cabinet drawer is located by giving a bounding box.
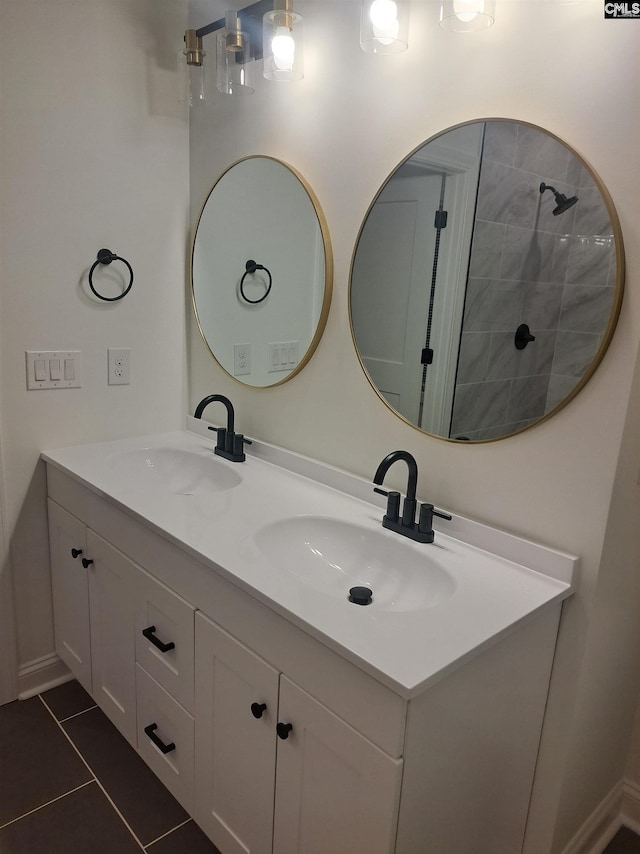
[136,664,194,813]
[135,568,195,714]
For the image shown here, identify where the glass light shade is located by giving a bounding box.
[177,47,206,106]
[360,0,409,54]
[216,29,255,95]
[439,0,496,31]
[263,7,304,81]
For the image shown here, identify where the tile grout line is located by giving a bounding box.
[38,694,146,853]
[57,703,99,724]
[0,780,95,830]
[143,817,193,850]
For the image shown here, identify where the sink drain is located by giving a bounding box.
[349,586,373,606]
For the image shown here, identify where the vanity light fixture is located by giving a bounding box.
[179,0,271,104]
[439,0,496,32]
[360,0,409,54]
[216,11,255,95]
[263,0,304,81]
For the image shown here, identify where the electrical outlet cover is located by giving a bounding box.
[108,348,130,385]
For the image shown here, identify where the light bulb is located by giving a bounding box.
[369,0,399,42]
[369,0,398,29]
[453,0,482,22]
[272,26,295,71]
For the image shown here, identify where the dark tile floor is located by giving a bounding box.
[604,826,640,853]
[0,680,220,854]
[3,681,639,854]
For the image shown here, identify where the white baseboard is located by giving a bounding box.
[620,779,640,836]
[18,652,72,700]
[560,781,623,854]
[559,777,640,854]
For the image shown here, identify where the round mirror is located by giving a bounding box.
[192,156,333,387]
[350,119,624,442]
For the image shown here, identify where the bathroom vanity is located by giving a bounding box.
[43,420,576,854]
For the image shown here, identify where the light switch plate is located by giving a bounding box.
[26,351,81,389]
[268,341,298,373]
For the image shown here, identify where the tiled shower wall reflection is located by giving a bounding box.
[450,122,616,440]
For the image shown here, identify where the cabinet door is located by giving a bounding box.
[47,500,91,692]
[273,676,403,854]
[194,613,279,854]
[86,530,137,747]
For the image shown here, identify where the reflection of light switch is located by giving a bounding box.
[268,341,299,372]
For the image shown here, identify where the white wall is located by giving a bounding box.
[0,0,189,679]
[189,2,640,852]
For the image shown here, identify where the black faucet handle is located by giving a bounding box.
[208,425,227,450]
[232,433,247,460]
[374,487,401,523]
[418,503,452,538]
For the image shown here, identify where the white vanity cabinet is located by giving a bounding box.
[44,441,574,854]
[194,613,402,854]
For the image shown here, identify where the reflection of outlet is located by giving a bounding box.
[108,348,130,385]
[233,343,251,376]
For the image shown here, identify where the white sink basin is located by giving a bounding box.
[106,446,242,495]
[253,515,456,612]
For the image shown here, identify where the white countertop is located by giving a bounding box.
[42,422,577,698]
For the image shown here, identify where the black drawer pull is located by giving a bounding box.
[71,548,83,559]
[251,702,267,719]
[276,722,293,740]
[142,625,175,653]
[81,558,93,569]
[144,723,175,754]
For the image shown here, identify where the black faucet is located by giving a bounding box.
[194,394,248,463]
[373,450,451,543]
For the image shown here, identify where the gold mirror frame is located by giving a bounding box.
[192,155,333,388]
[349,119,625,442]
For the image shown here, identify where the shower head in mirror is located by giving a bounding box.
[539,182,579,216]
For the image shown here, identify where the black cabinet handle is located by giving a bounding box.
[276,722,293,740]
[81,558,93,569]
[70,548,83,559]
[144,723,175,754]
[142,625,175,654]
[251,702,267,719]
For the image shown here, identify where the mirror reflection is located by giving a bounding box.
[350,120,624,441]
[192,156,332,387]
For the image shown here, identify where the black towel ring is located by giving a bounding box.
[88,248,134,302]
[239,260,272,305]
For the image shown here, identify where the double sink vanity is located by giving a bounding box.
[43,411,576,854]
[43,113,628,852]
